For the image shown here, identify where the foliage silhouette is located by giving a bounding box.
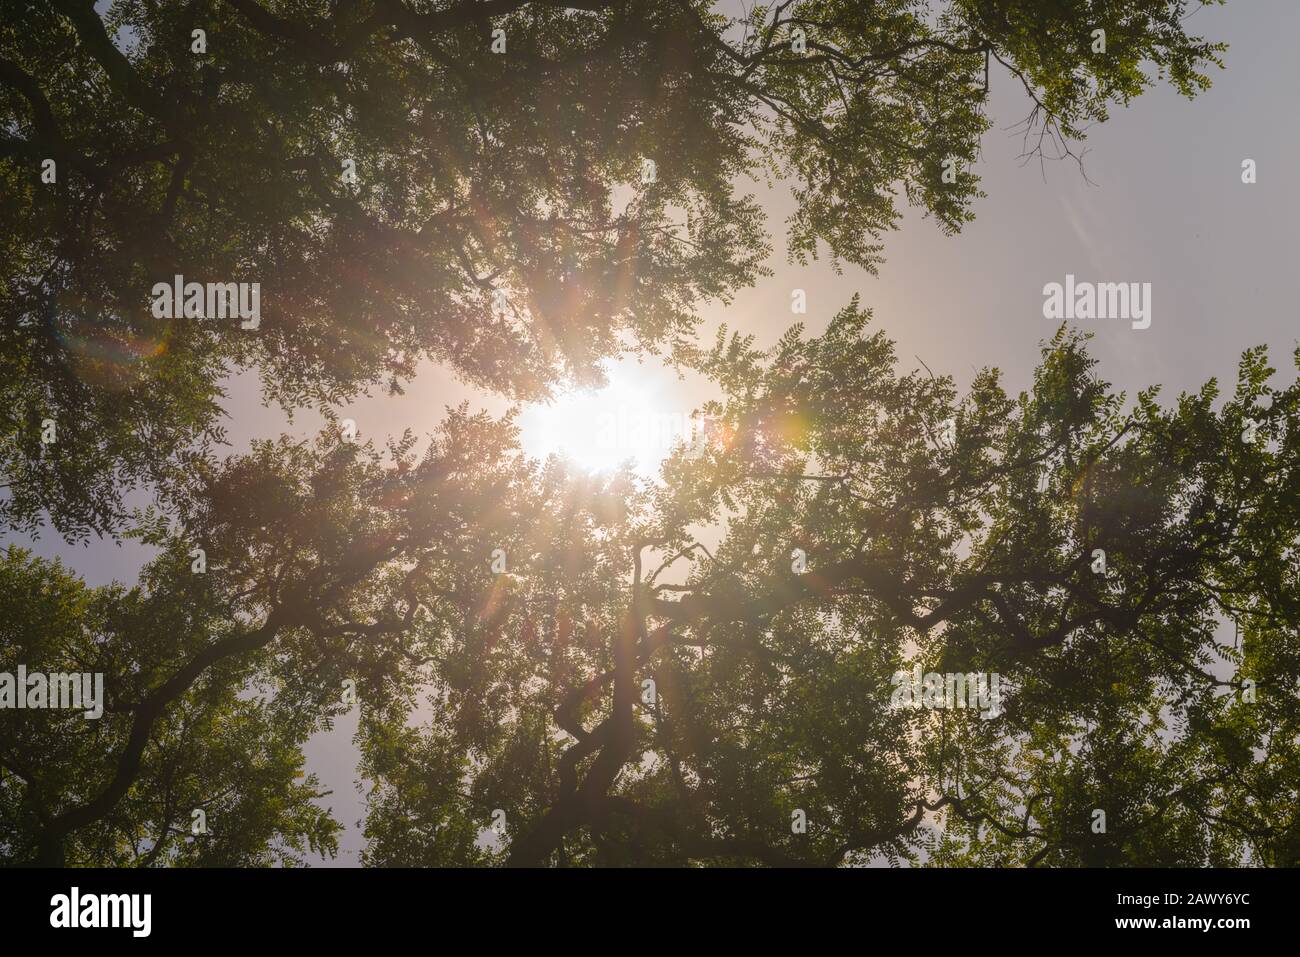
[4,307,1296,866]
[0,0,1224,536]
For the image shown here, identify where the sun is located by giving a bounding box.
[519,366,693,473]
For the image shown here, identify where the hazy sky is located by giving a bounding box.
[8,0,1298,864]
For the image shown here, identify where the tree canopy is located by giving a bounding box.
[4,306,1297,866]
[6,1,1288,871]
[0,0,1225,536]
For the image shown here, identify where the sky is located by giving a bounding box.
[7,0,1298,865]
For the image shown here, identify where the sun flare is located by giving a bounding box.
[519,369,695,473]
